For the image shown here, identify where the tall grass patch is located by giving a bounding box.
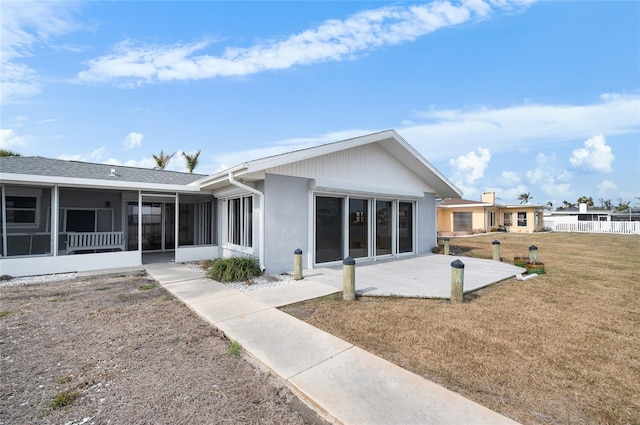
[206,256,261,282]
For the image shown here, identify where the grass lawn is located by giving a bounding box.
[281,233,640,424]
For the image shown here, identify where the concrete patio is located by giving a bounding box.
[305,254,525,298]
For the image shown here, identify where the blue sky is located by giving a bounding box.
[1,0,639,207]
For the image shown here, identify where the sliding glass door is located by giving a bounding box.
[314,196,415,265]
[315,196,343,263]
[375,200,392,256]
[349,198,368,258]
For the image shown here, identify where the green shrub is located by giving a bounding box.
[228,340,241,356]
[206,256,261,282]
[49,389,80,410]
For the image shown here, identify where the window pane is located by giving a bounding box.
[398,202,413,253]
[349,198,368,258]
[453,212,472,232]
[6,196,36,209]
[7,210,36,224]
[517,212,527,227]
[376,200,392,256]
[316,196,343,263]
[245,197,253,248]
[66,210,96,232]
[503,212,513,227]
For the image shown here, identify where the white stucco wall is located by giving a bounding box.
[263,174,310,274]
[417,192,437,254]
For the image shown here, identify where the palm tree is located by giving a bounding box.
[615,200,631,212]
[0,149,21,156]
[181,149,201,173]
[599,198,612,210]
[518,192,532,204]
[152,150,175,170]
[562,200,576,210]
[577,196,594,206]
[546,201,553,208]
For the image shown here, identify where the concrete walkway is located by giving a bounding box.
[144,262,519,425]
[309,254,525,298]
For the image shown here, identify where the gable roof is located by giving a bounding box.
[196,130,462,198]
[0,156,205,189]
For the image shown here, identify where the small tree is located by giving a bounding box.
[181,149,201,173]
[599,198,613,210]
[615,200,631,212]
[561,200,576,210]
[0,149,21,157]
[518,192,532,204]
[152,150,175,170]
[577,196,594,206]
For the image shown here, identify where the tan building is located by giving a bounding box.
[437,192,546,235]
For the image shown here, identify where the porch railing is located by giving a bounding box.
[67,231,126,254]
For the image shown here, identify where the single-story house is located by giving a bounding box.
[0,130,462,277]
[437,191,546,235]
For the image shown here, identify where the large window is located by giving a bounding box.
[316,196,343,263]
[376,200,392,256]
[315,196,415,264]
[503,212,513,227]
[2,186,51,257]
[227,196,252,248]
[517,212,527,227]
[453,212,472,232]
[398,202,414,253]
[349,198,368,258]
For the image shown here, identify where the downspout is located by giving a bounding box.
[228,172,265,272]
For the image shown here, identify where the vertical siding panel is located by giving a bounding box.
[266,144,432,192]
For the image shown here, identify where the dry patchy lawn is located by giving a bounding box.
[282,233,640,424]
[0,273,323,425]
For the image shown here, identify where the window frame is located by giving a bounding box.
[4,188,42,229]
[503,212,513,227]
[226,195,253,249]
[517,211,528,227]
[313,193,416,266]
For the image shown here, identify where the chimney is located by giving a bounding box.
[579,203,587,213]
[481,191,496,204]
[110,168,117,177]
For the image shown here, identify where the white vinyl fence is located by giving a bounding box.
[545,220,640,235]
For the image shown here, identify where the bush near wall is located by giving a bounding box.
[206,257,261,282]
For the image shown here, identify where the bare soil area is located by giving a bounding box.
[0,272,323,425]
[282,233,640,424]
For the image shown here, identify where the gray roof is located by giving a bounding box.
[0,156,205,186]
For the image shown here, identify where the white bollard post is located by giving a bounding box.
[451,259,464,304]
[343,257,356,301]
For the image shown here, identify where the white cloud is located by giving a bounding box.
[597,179,618,199]
[485,184,529,203]
[58,147,107,163]
[500,170,520,186]
[0,128,27,150]
[569,133,614,173]
[449,147,491,183]
[77,0,528,85]
[1,1,85,104]
[402,92,640,161]
[523,152,573,203]
[123,132,144,150]
[448,147,491,198]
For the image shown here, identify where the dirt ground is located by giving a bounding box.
[0,272,324,425]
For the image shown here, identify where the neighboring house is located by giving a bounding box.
[437,191,546,235]
[0,130,461,277]
[544,203,640,233]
